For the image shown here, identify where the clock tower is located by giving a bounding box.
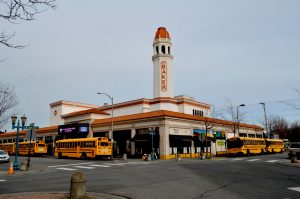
[152,27,174,98]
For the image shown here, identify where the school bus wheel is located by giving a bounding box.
[58,152,63,159]
[81,153,87,160]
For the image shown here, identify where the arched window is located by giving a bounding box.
[162,45,166,54]
[156,46,159,54]
[168,46,171,54]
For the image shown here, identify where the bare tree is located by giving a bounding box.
[0,83,18,130]
[222,99,246,137]
[203,117,215,158]
[268,115,289,139]
[0,0,56,49]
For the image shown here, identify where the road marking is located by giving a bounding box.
[48,162,94,168]
[288,187,300,193]
[56,167,78,171]
[103,163,127,166]
[90,164,111,168]
[0,179,6,182]
[73,166,95,169]
[230,158,244,161]
[247,159,260,162]
[265,160,279,163]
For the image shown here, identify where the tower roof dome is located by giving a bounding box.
[154,27,171,40]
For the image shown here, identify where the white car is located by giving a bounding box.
[0,150,9,163]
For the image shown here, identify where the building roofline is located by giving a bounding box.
[50,100,98,109]
[61,108,110,118]
[92,110,263,130]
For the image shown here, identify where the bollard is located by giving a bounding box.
[122,154,127,160]
[70,172,86,199]
[291,151,298,163]
[20,160,28,171]
[147,154,151,161]
[177,154,182,161]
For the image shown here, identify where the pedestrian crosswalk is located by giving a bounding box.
[49,161,155,171]
[228,158,280,163]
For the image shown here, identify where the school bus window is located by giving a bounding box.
[100,142,109,146]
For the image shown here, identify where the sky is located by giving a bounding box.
[1,0,300,131]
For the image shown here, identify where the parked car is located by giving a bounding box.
[0,150,10,163]
[288,142,300,159]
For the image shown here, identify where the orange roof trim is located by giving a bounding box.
[62,108,110,118]
[92,110,263,130]
[155,27,170,40]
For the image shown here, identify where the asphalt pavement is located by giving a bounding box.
[0,153,299,199]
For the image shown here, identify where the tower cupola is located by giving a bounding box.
[152,27,174,98]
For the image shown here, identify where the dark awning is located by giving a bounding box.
[130,133,150,142]
[169,135,193,142]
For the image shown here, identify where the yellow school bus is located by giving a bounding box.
[0,143,15,155]
[18,140,48,156]
[227,137,266,156]
[55,137,112,159]
[265,139,284,153]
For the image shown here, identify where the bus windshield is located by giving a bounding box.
[227,139,243,149]
[99,142,109,146]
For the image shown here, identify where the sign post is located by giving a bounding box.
[27,123,39,168]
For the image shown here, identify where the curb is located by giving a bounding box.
[0,192,129,199]
[278,160,300,168]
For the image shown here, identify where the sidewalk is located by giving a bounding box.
[279,158,300,168]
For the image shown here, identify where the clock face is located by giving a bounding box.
[54,110,57,116]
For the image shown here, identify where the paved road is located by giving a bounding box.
[0,153,299,199]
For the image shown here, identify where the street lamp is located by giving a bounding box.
[259,102,269,138]
[97,92,114,159]
[148,127,156,160]
[11,114,38,170]
[236,104,245,137]
[11,114,27,170]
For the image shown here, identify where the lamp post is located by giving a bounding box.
[97,92,114,159]
[236,104,245,137]
[97,92,114,138]
[11,114,38,170]
[11,114,27,170]
[148,127,156,160]
[259,102,269,138]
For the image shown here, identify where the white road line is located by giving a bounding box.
[103,163,127,166]
[247,159,260,162]
[90,164,111,168]
[0,179,7,182]
[48,162,94,168]
[265,160,279,163]
[73,166,95,169]
[230,158,244,161]
[56,167,78,171]
[288,187,300,193]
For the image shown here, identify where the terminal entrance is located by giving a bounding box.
[132,128,159,158]
[113,130,131,158]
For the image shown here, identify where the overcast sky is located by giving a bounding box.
[1,0,299,131]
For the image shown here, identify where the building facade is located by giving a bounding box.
[0,27,264,159]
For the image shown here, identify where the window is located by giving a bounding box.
[162,45,165,54]
[156,46,159,54]
[193,109,204,117]
[100,142,109,146]
[168,46,170,54]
